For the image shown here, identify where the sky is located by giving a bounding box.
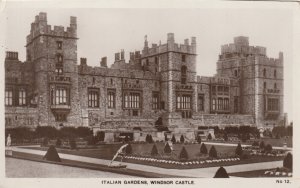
[0,1,296,121]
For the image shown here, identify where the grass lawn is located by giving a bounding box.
[21,142,284,169]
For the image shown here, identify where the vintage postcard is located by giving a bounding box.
[0,0,299,187]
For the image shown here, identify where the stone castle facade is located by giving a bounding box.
[4,13,284,142]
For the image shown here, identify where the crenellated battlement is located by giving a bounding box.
[197,75,238,86]
[5,51,19,60]
[142,33,196,57]
[26,12,77,46]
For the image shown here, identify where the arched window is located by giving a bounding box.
[263,68,266,77]
[274,69,277,78]
[181,66,187,84]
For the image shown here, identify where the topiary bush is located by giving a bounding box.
[148,135,153,143]
[145,134,150,143]
[252,141,259,147]
[214,166,229,178]
[179,146,188,160]
[180,135,185,143]
[43,145,61,162]
[125,143,133,154]
[197,136,202,144]
[55,138,62,147]
[151,144,158,156]
[200,143,208,154]
[207,133,212,140]
[171,135,176,144]
[235,143,243,157]
[209,146,218,158]
[41,137,49,147]
[164,142,172,154]
[283,152,292,170]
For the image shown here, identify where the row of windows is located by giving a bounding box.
[263,82,278,89]
[176,95,192,109]
[263,69,277,78]
[267,98,279,111]
[5,89,27,106]
[51,87,69,105]
[212,98,230,111]
[212,85,229,96]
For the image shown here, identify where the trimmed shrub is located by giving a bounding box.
[145,134,150,143]
[265,144,272,153]
[69,139,77,150]
[125,143,133,154]
[209,146,218,158]
[148,135,153,143]
[124,136,129,142]
[214,166,229,178]
[207,133,212,140]
[55,138,62,147]
[259,141,265,149]
[180,135,185,143]
[200,143,208,154]
[171,135,176,144]
[86,136,97,145]
[164,134,168,141]
[164,142,172,154]
[235,143,243,157]
[151,144,158,156]
[43,145,61,162]
[283,153,292,170]
[179,146,188,160]
[197,136,202,144]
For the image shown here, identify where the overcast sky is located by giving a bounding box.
[0,1,296,121]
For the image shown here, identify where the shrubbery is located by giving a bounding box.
[214,166,229,178]
[146,134,153,143]
[43,145,61,162]
[179,146,188,160]
[164,142,172,154]
[151,144,158,156]
[252,141,259,147]
[200,143,208,154]
[180,135,185,143]
[283,153,292,170]
[196,136,201,144]
[41,137,49,147]
[235,143,243,157]
[207,133,212,140]
[125,143,133,154]
[209,146,218,158]
[56,138,62,147]
[265,144,273,153]
[259,141,265,149]
[171,135,176,144]
[69,139,77,150]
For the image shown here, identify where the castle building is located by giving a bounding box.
[4,13,284,142]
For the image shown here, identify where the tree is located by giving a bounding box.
[171,135,176,144]
[283,153,292,170]
[56,138,62,147]
[200,143,208,154]
[151,144,159,156]
[180,135,185,143]
[43,145,61,162]
[164,134,168,141]
[235,143,243,157]
[125,143,133,154]
[164,142,172,154]
[259,141,265,149]
[214,166,229,178]
[145,134,150,143]
[197,136,202,144]
[265,144,272,153]
[148,135,153,143]
[179,146,188,160]
[209,146,218,158]
[207,133,212,140]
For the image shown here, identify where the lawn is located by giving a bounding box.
[21,142,284,169]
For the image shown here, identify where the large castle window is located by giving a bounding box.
[198,94,204,111]
[152,92,159,109]
[108,89,116,109]
[124,92,141,109]
[18,88,26,106]
[274,69,277,78]
[54,87,69,105]
[176,94,191,109]
[267,98,279,111]
[88,88,99,108]
[5,89,13,106]
[56,54,64,74]
[181,66,187,84]
[182,54,186,62]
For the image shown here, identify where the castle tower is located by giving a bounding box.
[25,12,81,127]
[216,36,284,128]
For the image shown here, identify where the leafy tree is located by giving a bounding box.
[125,143,133,154]
[265,144,272,153]
[164,142,172,154]
[43,145,61,162]
[209,146,218,158]
[283,153,293,170]
[235,143,243,157]
[56,138,62,147]
[179,146,188,160]
[214,166,229,178]
[151,144,158,156]
[197,136,202,144]
[200,143,208,154]
[180,135,185,143]
[259,141,265,149]
[171,135,176,143]
[207,133,212,140]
